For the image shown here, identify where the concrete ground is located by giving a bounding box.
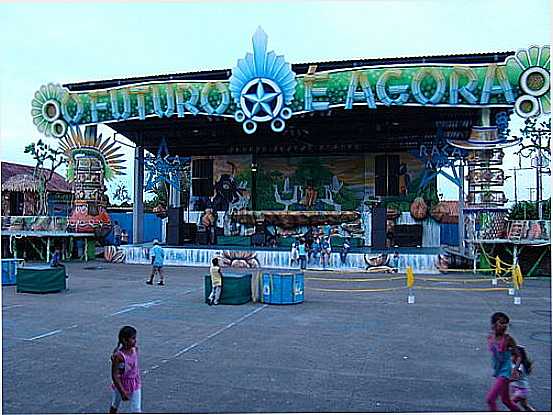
[2,261,551,414]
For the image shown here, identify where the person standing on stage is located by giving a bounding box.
[321,236,332,269]
[298,238,307,270]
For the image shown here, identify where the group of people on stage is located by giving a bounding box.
[290,234,351,270]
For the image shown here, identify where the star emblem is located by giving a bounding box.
[243,79,281,117]
[240,77,284,122]
[144,139,189,191]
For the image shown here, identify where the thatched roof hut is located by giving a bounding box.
[1,161,71,217]
[1,161,71,192]
[2,174,40,193]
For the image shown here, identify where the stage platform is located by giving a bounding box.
[118,243,442,273]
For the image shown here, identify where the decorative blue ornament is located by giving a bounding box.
[144,139,190,192]
[229,27,297,134]
[410,131,468,189]
[495,111,510,141]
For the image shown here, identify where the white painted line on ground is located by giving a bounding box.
[2,304,24,310]
[109,308,136,316]
[172,305,268,358]
[141,305,268,375]
[24,329,63,341]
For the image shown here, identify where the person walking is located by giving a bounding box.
[485,312,521,411]
[511,345,536,411]
[208,257,223,305]
[146,240,165,286]
[109,326,142,413]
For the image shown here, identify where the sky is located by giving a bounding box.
[0,0,551,203]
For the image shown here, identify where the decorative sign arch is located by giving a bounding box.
[31,29,550,136]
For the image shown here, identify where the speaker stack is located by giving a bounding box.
[371,207,387,248]
[166,207,184,245]
[393,224,423,247]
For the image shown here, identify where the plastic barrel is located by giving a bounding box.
[261,272,304,304]
[1,259,18,286]
[204,273,252,305]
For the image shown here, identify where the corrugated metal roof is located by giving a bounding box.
[64,50,515,92]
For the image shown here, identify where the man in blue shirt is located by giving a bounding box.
[298,239,307,270]
[146,239,165,286]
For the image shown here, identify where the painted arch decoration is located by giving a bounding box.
[31,33,550,136]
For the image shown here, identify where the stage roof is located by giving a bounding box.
[64,51,514,92]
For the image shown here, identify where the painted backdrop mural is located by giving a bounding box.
[255,154,426,212]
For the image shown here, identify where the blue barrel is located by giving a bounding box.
[261,272,304,304]
[1,259,19,286]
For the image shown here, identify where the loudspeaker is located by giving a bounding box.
[166,224,181,246]
[393,224,423,247]
[197,231,209,245]
[180,223,197,243]
[371,207,387,248]
[166,207,185,245]
[167,206,184,224]
[251,233,265,247]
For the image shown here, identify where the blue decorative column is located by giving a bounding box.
[133,145,144,244]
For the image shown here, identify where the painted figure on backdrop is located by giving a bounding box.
[398,163,411,195]
[301,183,318,209]
[211,161,241,212]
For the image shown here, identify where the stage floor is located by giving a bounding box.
[135,243,441,254]
[118,243,444,273]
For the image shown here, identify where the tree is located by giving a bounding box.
[514,116,551,160]
[24,139,66,215]
[513,116,551,219]
[112,181,131,206]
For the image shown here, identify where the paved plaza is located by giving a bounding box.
[2,262,551,413]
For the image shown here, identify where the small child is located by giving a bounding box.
[511,345,536,411]
[320,236,331,269]
[110,326,142,413]
[485,312,520,411]
[50,247,63,267]
[290,240,299,267]
[340,238,351,265]
[310,237,321,266]
[208,258,223,305]
[389,251,400,273]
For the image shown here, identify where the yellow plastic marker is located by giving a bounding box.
[495,256,502,277]
[406,266,415,288]
[511,265,522,290]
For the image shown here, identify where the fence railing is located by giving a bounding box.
[1,216,68,232]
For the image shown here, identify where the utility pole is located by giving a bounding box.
[536,134,543,220]
[458,160,465,254]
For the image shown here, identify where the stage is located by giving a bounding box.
[117,243,442,273]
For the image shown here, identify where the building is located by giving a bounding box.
[1,161,72,217]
